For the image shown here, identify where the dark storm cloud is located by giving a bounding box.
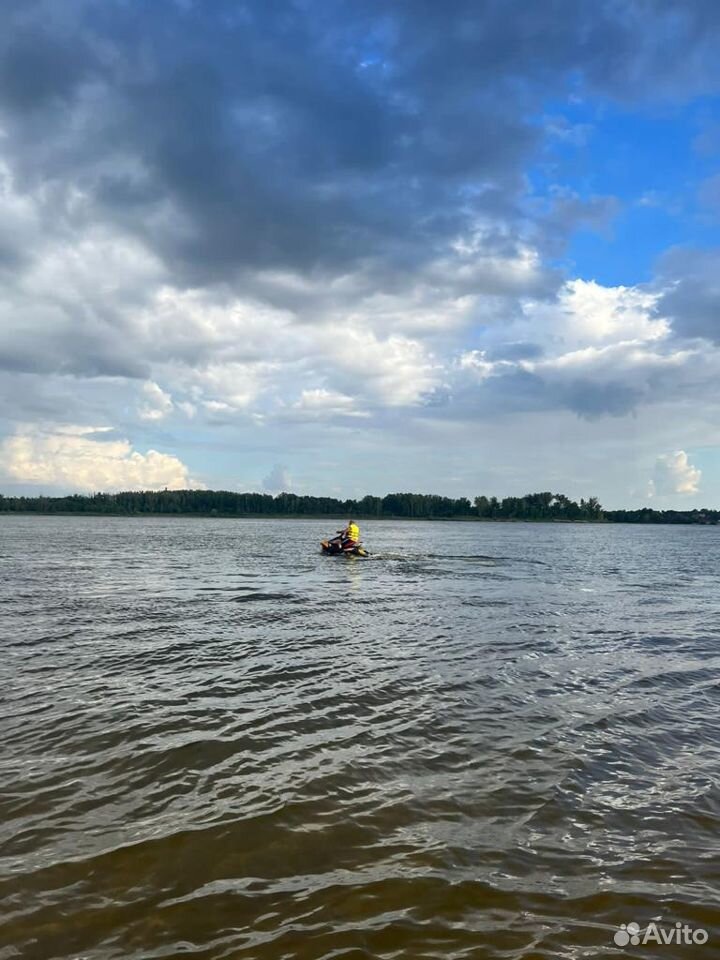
[453,368,646,420]
[0,27,94,111]
[654,247,720,342]
[558,380,643,419]
[0,328,150,379]
[463,367,644,420]
[1,0,720,288]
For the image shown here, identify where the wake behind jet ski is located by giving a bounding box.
[321,520,368,557]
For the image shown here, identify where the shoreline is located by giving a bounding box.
[1,512,715,525]
[0,511,601,521]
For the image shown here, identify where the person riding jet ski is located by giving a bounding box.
[321,520,367,555]
[340,520,360,550]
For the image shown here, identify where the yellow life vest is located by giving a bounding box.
[347,522,360,541]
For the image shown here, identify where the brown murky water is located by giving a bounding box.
[1,516,718,959]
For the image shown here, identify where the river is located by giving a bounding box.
[1,516,718,958]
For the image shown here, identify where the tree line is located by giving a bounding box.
[0,490,716,523]
[603,507,718,525]
[1,489,598,519]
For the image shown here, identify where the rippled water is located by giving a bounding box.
[1,516,719,959]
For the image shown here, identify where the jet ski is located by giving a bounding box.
[321,534,369,557]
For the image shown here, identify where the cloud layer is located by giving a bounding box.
[1,2,720,502]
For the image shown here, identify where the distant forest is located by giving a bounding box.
[0,490,717,524]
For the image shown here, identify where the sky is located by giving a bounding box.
[1,0,720,508]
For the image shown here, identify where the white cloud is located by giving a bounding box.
[523,279,666,347]
[649,450,701,497]
[132,286,294,365]
[185,361,280,413]
[458,350,504,381]
[0,425,196,492]
[151,275,685,423]
[449,277,705,419]
[263,463,291,492]
[291,388,369,419]
[176,401,197,418]
[526,340,694,379]
[137,381,173,421]
[323,329,440,407]
[431,235,551,297]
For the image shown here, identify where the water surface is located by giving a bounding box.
[1,517,718,958]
